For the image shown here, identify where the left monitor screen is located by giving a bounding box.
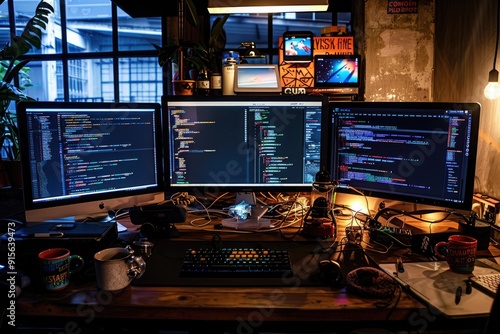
[17,102,164,223]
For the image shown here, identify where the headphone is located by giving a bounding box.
[319,259,343,286]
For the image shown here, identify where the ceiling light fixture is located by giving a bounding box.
[485,0,500,99]
[207,0,329,14]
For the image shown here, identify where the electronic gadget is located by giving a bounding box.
[129,202,187,239]
[314,54,360,88]
[163,95,329,203]
[16,101,165,224]
[328,102,480,211]
[233,64,282,94]
[180,246,293,278]
[283,31,314,63]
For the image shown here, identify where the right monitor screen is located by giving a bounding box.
[329,102,480,210]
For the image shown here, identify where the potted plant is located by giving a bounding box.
[153,0,228,95]
[0,0,54,188]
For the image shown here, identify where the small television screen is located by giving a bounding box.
[314,54,360,87]
[233,64,282,93]
[283,31,314,63]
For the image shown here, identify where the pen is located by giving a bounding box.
[20,232,64,238]
[455,286,462,305]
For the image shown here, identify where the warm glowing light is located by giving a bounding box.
[485,81,500,99]
[207,0,329,14]
[351,200,368,215]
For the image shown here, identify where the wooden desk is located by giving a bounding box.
[10,213,496,333]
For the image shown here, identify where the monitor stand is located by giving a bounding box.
[221,192,270,230]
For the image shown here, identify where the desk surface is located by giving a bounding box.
[10,211,500,333]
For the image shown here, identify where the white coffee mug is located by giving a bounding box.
[94,247,146,292]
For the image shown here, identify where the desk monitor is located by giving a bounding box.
[163,95,329,200]
[328,102,480,211]
[17,101,164,223]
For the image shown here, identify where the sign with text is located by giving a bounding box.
[387,0,418,14]
[278,36,354,88]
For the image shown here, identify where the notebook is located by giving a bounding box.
[379,259,500,317]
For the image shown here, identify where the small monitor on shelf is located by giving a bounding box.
[17,101,165,224]
[314,54,361,88]
[283,31,314,63]
[233,64,282,94]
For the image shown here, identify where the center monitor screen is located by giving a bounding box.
[163,95,329,196]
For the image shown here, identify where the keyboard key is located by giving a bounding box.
[470,273,500,297]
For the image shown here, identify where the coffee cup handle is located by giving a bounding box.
[434,241,448,260]
[68,255,85,275]
[127,255,146,280]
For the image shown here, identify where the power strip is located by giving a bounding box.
[369,226,412,247]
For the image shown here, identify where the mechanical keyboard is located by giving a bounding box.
[470,273,500,297]
[180,247,293,278]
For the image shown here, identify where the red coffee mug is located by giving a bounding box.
[434,235,477,273]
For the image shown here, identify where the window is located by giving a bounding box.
[2,0,162,104]
[0,1,351,103]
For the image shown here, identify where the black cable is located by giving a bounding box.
[494,0,500,71]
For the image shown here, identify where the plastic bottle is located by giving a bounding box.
[222,54,237,95]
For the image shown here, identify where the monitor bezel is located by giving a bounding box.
[162,94,330,197]
[17,101,165,223]
[327,101,480,211]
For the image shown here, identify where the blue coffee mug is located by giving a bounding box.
[38,248,84,291]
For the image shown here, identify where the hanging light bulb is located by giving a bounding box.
[485,0,500,99]
[485,69,500,99]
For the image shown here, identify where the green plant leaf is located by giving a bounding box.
[185,0,199,28]
[0,1,53,161]
[0,1,54,59]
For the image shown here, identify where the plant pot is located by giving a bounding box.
[173,80,195,96]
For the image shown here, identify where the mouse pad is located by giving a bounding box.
[133,239,342,287]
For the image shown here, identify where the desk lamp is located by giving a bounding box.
[207,0,329,14]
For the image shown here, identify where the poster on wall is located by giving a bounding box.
[278,36,354,90]
[387,0,418,14]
